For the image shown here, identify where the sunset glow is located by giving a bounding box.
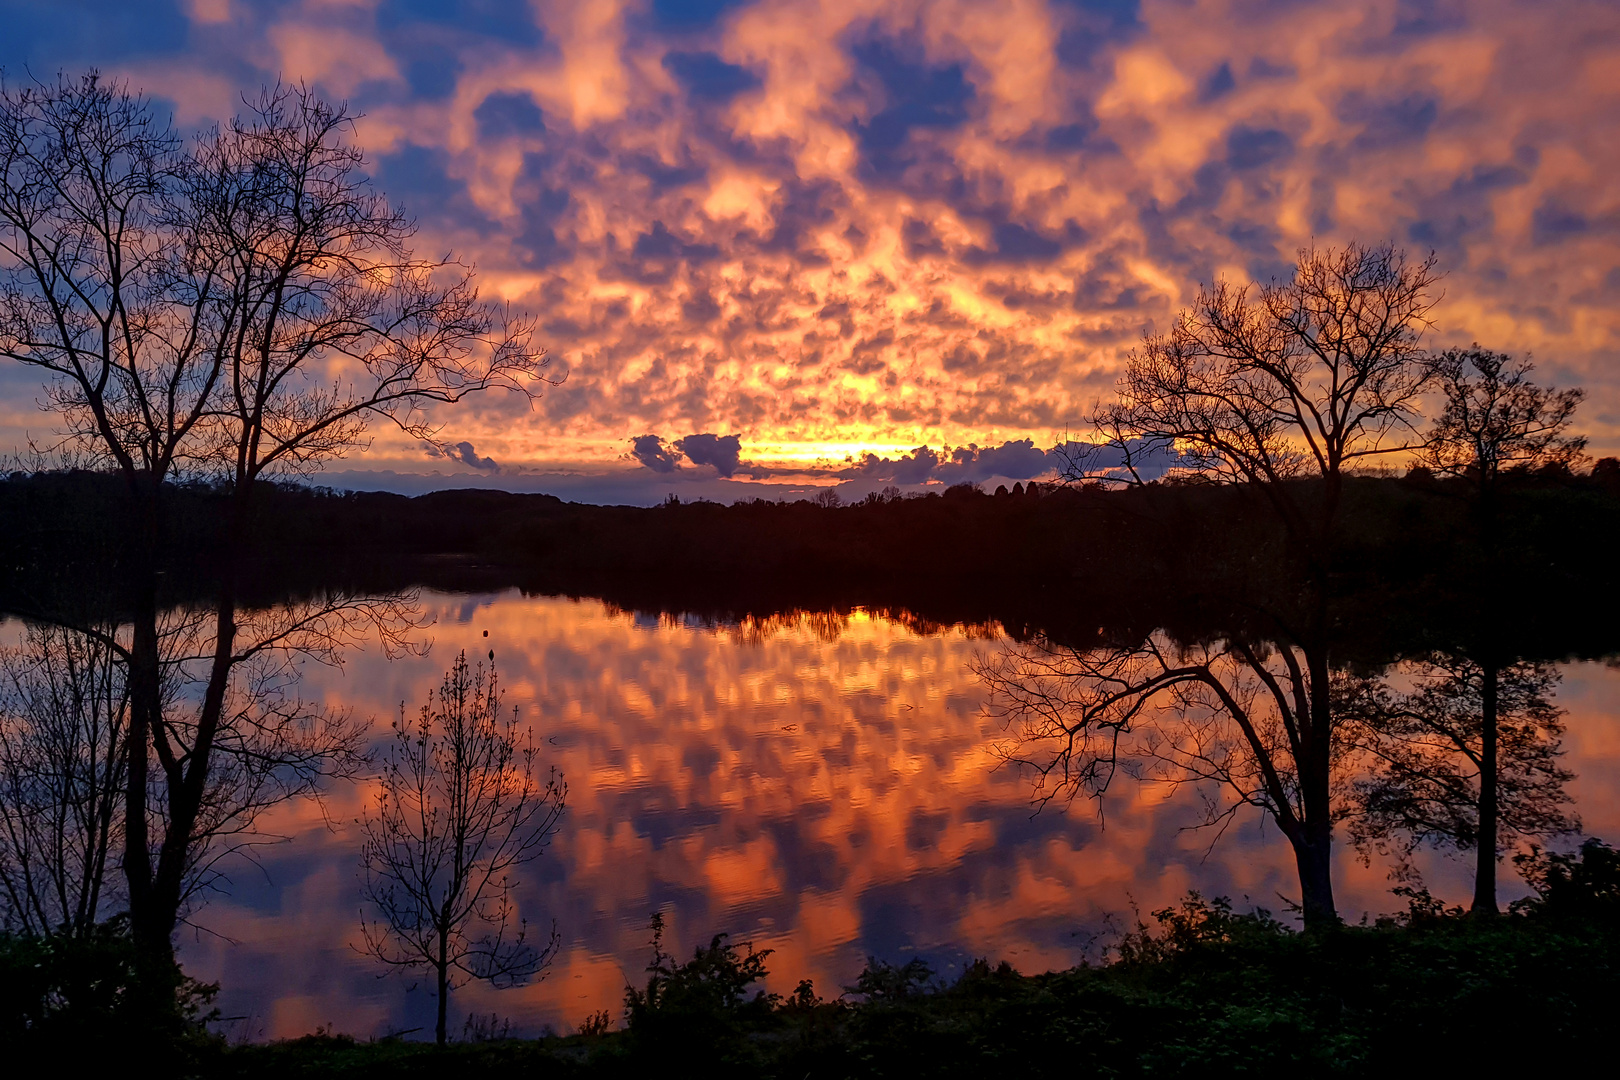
[3,6,1619,1058]
[2,0,1616,501]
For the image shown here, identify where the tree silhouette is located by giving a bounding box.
[1341,656,1577,887]
[987,243,1441,929]
[1415,345,1586,912]
[0,73,551,960]
[0,624,127,936]
[359,651,565,1045]
[1421,346,1586,485]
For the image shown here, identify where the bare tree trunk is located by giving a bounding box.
[1294,829,1338,932]
[1472,660,1500,915]
[150,590,237,949]
[1300,643,1340,930]
[436,929,450,1046]
[124,487,166,963]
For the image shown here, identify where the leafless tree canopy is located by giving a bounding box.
[0,625,128,935]
[360,651,566,1045]
[0,72,552,956]
[1076,243,1439,541]
[185,86,548,480]
[0,73,196,478]
[1420,346,1586,484]
[0,74,551,481]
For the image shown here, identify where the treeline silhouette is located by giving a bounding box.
[5,464,1620,660]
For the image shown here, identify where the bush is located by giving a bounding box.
[1513,838,1620,917]
[0,917,217,1064]
[622,913,779,1071]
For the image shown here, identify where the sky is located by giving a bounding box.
[1,0,1617,504]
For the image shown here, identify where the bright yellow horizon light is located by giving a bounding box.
[745,441,940,464]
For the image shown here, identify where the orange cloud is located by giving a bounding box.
[25,0,1613,479]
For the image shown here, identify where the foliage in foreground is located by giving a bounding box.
[200,840,1620,1078]
[0,916,217,1065]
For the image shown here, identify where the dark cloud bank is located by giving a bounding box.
[320,434,1178,506]
[630,432,759,478]
[625,433,1180,488]
[423,439,501,473]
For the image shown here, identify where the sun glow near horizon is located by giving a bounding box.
[3,0,1617,489]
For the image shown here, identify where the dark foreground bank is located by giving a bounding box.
[9,840,1618,1077]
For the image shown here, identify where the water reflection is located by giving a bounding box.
[154,591,1620,1040]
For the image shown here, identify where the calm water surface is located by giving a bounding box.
[155,591,1620,1040]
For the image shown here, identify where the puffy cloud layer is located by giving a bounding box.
[4,0,1619,479]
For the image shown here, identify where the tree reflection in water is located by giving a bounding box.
[53,590,1619,1042]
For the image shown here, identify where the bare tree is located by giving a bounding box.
[144,598,381,917]
[0,74,551,959]
[988,244,1441,929]
[1081,242,1439,541]
[359,651,565,1045]
[0,602,379,938]
[0,624,128,936]
[1340,656,1577,891]
[1413,346,1586,913]
[979,633,1364,918]
[1421,346,1586,490]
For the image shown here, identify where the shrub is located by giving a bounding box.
[0,917,217,1063]
[1512,837,1620,917]
[622,913,778,1070]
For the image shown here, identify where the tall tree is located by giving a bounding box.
[1417,346,1585,913]
[0,74,551,959]
[359,651,566,1045]
[984,243,1440,929]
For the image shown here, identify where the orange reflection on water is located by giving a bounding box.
[172,594,1620,1041]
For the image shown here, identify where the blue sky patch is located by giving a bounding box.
[850,38,975,177]
[475,90,546,138]
[664,51,760,103]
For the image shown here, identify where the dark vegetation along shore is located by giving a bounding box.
[8,840,1619,1076]
[6,462,1620,655]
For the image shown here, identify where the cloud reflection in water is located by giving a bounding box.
[175,592,1620,1040]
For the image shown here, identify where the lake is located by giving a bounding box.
[130,590,1620,1040]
